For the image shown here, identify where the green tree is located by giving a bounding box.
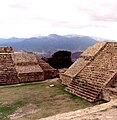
[48,51,73,69]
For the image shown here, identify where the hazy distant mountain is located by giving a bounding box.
[0,37,24,44]
[71,51,83,62]
[0,34,98,52]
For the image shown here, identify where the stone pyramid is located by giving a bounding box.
[0,47,58,85]
[60,42,117,102]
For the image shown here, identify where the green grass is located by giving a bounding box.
[0,101,25,120]
[0,79,106,120]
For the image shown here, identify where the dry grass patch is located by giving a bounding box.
[0,78,103,120]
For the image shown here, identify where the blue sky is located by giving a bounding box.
[0,0,117,40]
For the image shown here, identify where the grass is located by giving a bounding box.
[0,79,105,120]
[0,101,25,120]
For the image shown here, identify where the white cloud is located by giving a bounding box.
[0,0,117,40]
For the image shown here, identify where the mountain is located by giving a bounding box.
[71,51,83,62]
[0,37,24,44]
[0,34,98,52]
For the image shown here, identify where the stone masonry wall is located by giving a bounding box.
[12,52,44,83]
[0,47,13,53]
[0,51,45,85]
[0,53,19,85]
[37,58,58,80]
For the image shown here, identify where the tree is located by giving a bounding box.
[48,50,73,69]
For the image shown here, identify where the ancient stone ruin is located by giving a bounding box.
[0,46,58,85]
[37,58,58,79]
[60,42,117,102]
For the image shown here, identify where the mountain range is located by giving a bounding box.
[0,34,112,53]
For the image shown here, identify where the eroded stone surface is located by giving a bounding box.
[40,99,117,120]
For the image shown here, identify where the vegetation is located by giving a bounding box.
[0,79,98,120]
[0,101,25,120]
[48,50,73,69]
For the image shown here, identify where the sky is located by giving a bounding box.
[0,0,117,40]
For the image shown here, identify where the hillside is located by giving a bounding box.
[71,51,83,61]
[0,34,97,52]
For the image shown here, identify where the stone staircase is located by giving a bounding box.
[0,54,19,85]
[60,42,107,85]
[66,42,117,102]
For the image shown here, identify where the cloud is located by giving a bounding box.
[0,0,117,39]
[52,21,107,29]
[75,0,117,22]
[10,3,28,9]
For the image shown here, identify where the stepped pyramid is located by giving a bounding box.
[0,47,19,84]
[12,52,44,83]
[0,47,58,85]
[60,42,117,102]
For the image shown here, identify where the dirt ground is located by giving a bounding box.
[8,103,39,120]
[76,108,117,120]
[40,99,117,120]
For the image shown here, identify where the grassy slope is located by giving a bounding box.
[0,79,98,120]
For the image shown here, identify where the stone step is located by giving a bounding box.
[66,43,117,102]
[71,82,101,93]
[75,71,115,87]
[78,72,111,80]
[66,87,96,102]
[76,73,111,84]
[68,84,99,98]
[74,78,103,88]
